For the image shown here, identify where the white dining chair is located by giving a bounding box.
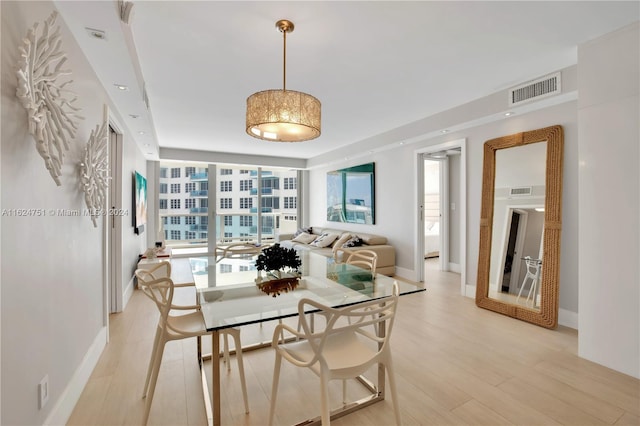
[268,282,401,426]
[135,266,249,425]
[516,256,542,307]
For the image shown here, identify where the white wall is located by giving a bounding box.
[308,101,579,317]
[578,23,639,379]
[1,2,147,423]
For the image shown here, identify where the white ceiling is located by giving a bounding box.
[54,1,639,162]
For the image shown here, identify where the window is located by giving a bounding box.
[224,215,232,226]
[186,231,196,240]
[171,230,181,240]
[240,180,252,191]
[240,198,252,209]
[185,182,196,192]
[163,217,169,225]
[185,216,196,225]
[201,216,208,225]
[220,181,232,192]
[284,177,297,190]
[240,169,249,174]
[220,264,232,273]
[185,199,196,209]
[170,216,181,225]
[185,167,196,177]
[261,197,279,209]
[240,215,253,227]
[220,198,232,209]
[171,168,181,178]
[200,232,208,239]
[239,265,250,272]
[159,183,168,194]
[159,199,168,209]
[200,182,208,191]
[171,183,181,193]
[240,233,251,242]
[160,168,168,178]
[200,199,208,208]
[284,215,297,221]
[284,196,297,209]
[171,199,181,209]
[223,232,233,243]
[220,168,232,175]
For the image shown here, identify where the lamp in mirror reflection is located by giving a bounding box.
[246,19,321,142]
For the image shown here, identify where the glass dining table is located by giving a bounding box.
[177,249,425,426]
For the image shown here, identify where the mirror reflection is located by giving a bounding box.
[488,142,546,310]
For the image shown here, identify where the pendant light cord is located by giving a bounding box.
[282,28,287,91]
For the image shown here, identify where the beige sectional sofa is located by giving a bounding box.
[278,226,396,276]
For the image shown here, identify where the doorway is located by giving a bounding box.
[415,140,466,295]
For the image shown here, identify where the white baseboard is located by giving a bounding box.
[559,308,578,330]
[393,265,415,282]
[44,326,107,426]
[448,262,461,273]
[465,284,476,298]
[123,276,135,310]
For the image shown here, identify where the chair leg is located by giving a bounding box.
[268,353,282,426]
[223,333,231,371]
[229,331,249,414]
[143,325,162,398]
[143,339,166,425]
[385,357,402,426]
[320,373,331,426]
[342,379,347,405]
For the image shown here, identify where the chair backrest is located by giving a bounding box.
[346,249,378,274]
[296,281,399,367]
[523,256,542,277]
[135,267,174,326]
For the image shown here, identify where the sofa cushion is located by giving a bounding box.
[310,232,339,248]
[291,232,316,244]
[354,233,387,245]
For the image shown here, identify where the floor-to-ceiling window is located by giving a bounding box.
[158,161,299,251]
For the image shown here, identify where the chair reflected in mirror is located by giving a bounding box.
[516,256,542,308]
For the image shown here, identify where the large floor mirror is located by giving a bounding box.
[476,125,563,328]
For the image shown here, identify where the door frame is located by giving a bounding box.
[107,122,124,315]
[496,208,528,294]
[415,138,467,295]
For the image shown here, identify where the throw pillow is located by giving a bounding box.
[291,232,316,244]
[310,232,339,248]
[342,236,364,248]
[332,233,352,250]
[293,227,312,237]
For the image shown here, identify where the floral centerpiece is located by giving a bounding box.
[255,243,302,297]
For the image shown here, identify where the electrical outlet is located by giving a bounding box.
[38,375,49,409]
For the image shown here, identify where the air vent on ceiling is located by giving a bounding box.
[510,186,532,196]
[509,72,561,106]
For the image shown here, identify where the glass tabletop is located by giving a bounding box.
[195,250,424,331]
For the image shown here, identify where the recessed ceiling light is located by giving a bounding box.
[114,84,129,91]
[504,111,515,117]
[138,131,145,135]
[441,129,449,134]
[85,27,106,40]
[399,142,405,145]
[144,143,150,147]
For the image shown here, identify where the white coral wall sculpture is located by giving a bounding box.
[81,106,109,227]
[16,10,84,186]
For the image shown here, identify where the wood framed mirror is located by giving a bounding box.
[476,125,563,328]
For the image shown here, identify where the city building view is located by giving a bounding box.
[158,162,300,278]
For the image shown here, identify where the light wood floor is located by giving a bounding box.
[68,260,640,425]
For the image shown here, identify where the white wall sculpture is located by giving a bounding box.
[16,10,84,186]
[80,106,109,227]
